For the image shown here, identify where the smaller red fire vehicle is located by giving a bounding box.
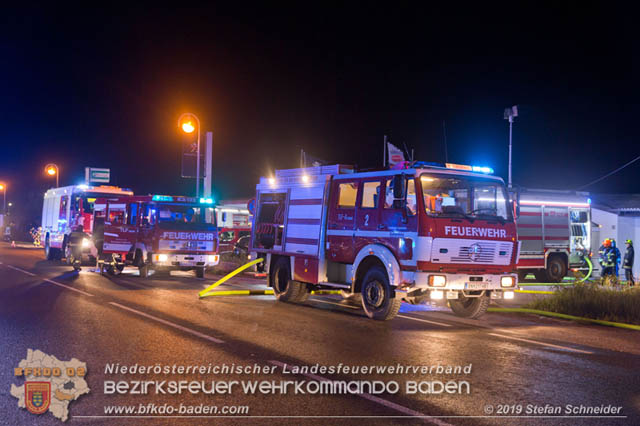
[92,195,219,277]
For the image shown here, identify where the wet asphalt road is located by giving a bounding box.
[1,243,639,426]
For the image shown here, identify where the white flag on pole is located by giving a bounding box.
[387,142,405,167]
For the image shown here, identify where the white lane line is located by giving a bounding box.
[312,299,359,310]
[397,315,453,328]
[109,302,225,344]
[43,279,95,297]
[5,264,36,276]
[268,360,452,426]
[488,333,593,354]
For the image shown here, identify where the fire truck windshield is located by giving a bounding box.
[156,204,215,226]
[420,174,511,221]
[74,192,118,214]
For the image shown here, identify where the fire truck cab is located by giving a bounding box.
[41,184,133,265]
[251,163,519,321]
[93,195,220,278]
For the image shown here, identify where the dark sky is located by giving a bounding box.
[1,4,637,222]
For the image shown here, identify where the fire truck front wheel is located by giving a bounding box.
[360,266,401,321]
[44,236,61,261]
[449,293,490,319]
[271,258,304,302]
[196,267,205,279]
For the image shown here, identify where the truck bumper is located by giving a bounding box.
[412,272,517,292]
[152,254,220,268]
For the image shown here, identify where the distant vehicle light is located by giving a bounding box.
[268,177,275,185]
[81,238,90,248]
[152,195,173,202]
[301,175,309,183]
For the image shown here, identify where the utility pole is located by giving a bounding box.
[383,135,387,168]
[503,106,518,188]
[442,120,448,163]
[204,131,213,199]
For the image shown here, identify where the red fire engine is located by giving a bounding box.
[515,189,591,282]
[41,184,133,265]
[250,163,519,320]
[92,195,219,278]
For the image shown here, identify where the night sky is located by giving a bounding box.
[1,4,637,226]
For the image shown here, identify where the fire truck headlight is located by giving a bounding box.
[503,291,515,299]
[158,254,168,262]
[81,238,90,248]
[428,275,446,287]
[501,276,515,287]
[430,290,444,300]
[208,255,219,263]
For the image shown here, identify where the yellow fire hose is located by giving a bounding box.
[198,258,342,299]
[199,258,264,298]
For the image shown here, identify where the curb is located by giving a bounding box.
[487,307,640,331]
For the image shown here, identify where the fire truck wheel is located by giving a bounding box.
[139,264,150,278]
[272,258,301,302]
[360,266,401,321]
[449,294,490,319]
[294,284,310,302]
[546,257,567,283]
[44,236,60,261]
[340,290,362,304]
[196,267,205,279]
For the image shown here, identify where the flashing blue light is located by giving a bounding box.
[472,166,494,174]
[587,198,592,205]
[152,195,173,202]
[199,198,214,204]
[77,184,89,190]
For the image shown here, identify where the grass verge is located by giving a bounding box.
[487,308,640,331]
[522,283,640,326]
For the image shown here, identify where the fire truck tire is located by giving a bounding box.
[139,264,150,278]
[44,236,61,261]
[449,294,490,319]
[196,267,205,279]
[545,257,567,283]
[271,258,301,302]
[360,266,401,321]
[64,243,73,265]
[340,290,362,304]
[294,284,310,302]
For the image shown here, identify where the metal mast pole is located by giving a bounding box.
[383,135,387,168]
[508,116,513,189]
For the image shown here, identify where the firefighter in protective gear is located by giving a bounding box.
[623,239,635,286]
[599,239,615,278]
[611,239,621,277]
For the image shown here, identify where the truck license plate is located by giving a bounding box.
[465,282,490,290]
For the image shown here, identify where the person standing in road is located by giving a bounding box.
[611,239,622,277]
[623,239,635,286]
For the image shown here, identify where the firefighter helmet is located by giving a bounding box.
[626,239,633,245]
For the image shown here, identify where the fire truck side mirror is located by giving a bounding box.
[510,189,521,219]
[392,175,409,223]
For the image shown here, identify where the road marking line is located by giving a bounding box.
[397,315,453,328]
[109,302,225,344]
[268,360,452,426]
[488,333,593,354]
[43,279,95,297]
[5,264,36,276]
[312,299,360,309]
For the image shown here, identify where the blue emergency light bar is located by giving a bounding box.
[199,198,214,204]
[471,166,494,174]
[152,195,173,202]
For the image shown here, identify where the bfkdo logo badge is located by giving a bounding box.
[25,382,51,414]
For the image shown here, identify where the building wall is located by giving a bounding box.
[592,208,639,279]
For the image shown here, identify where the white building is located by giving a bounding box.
[591,194,640,279]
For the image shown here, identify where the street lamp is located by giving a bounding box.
[45,163,60,188]
[178,113,201,198]
[0,183,6,213]
[503,105,518,188]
